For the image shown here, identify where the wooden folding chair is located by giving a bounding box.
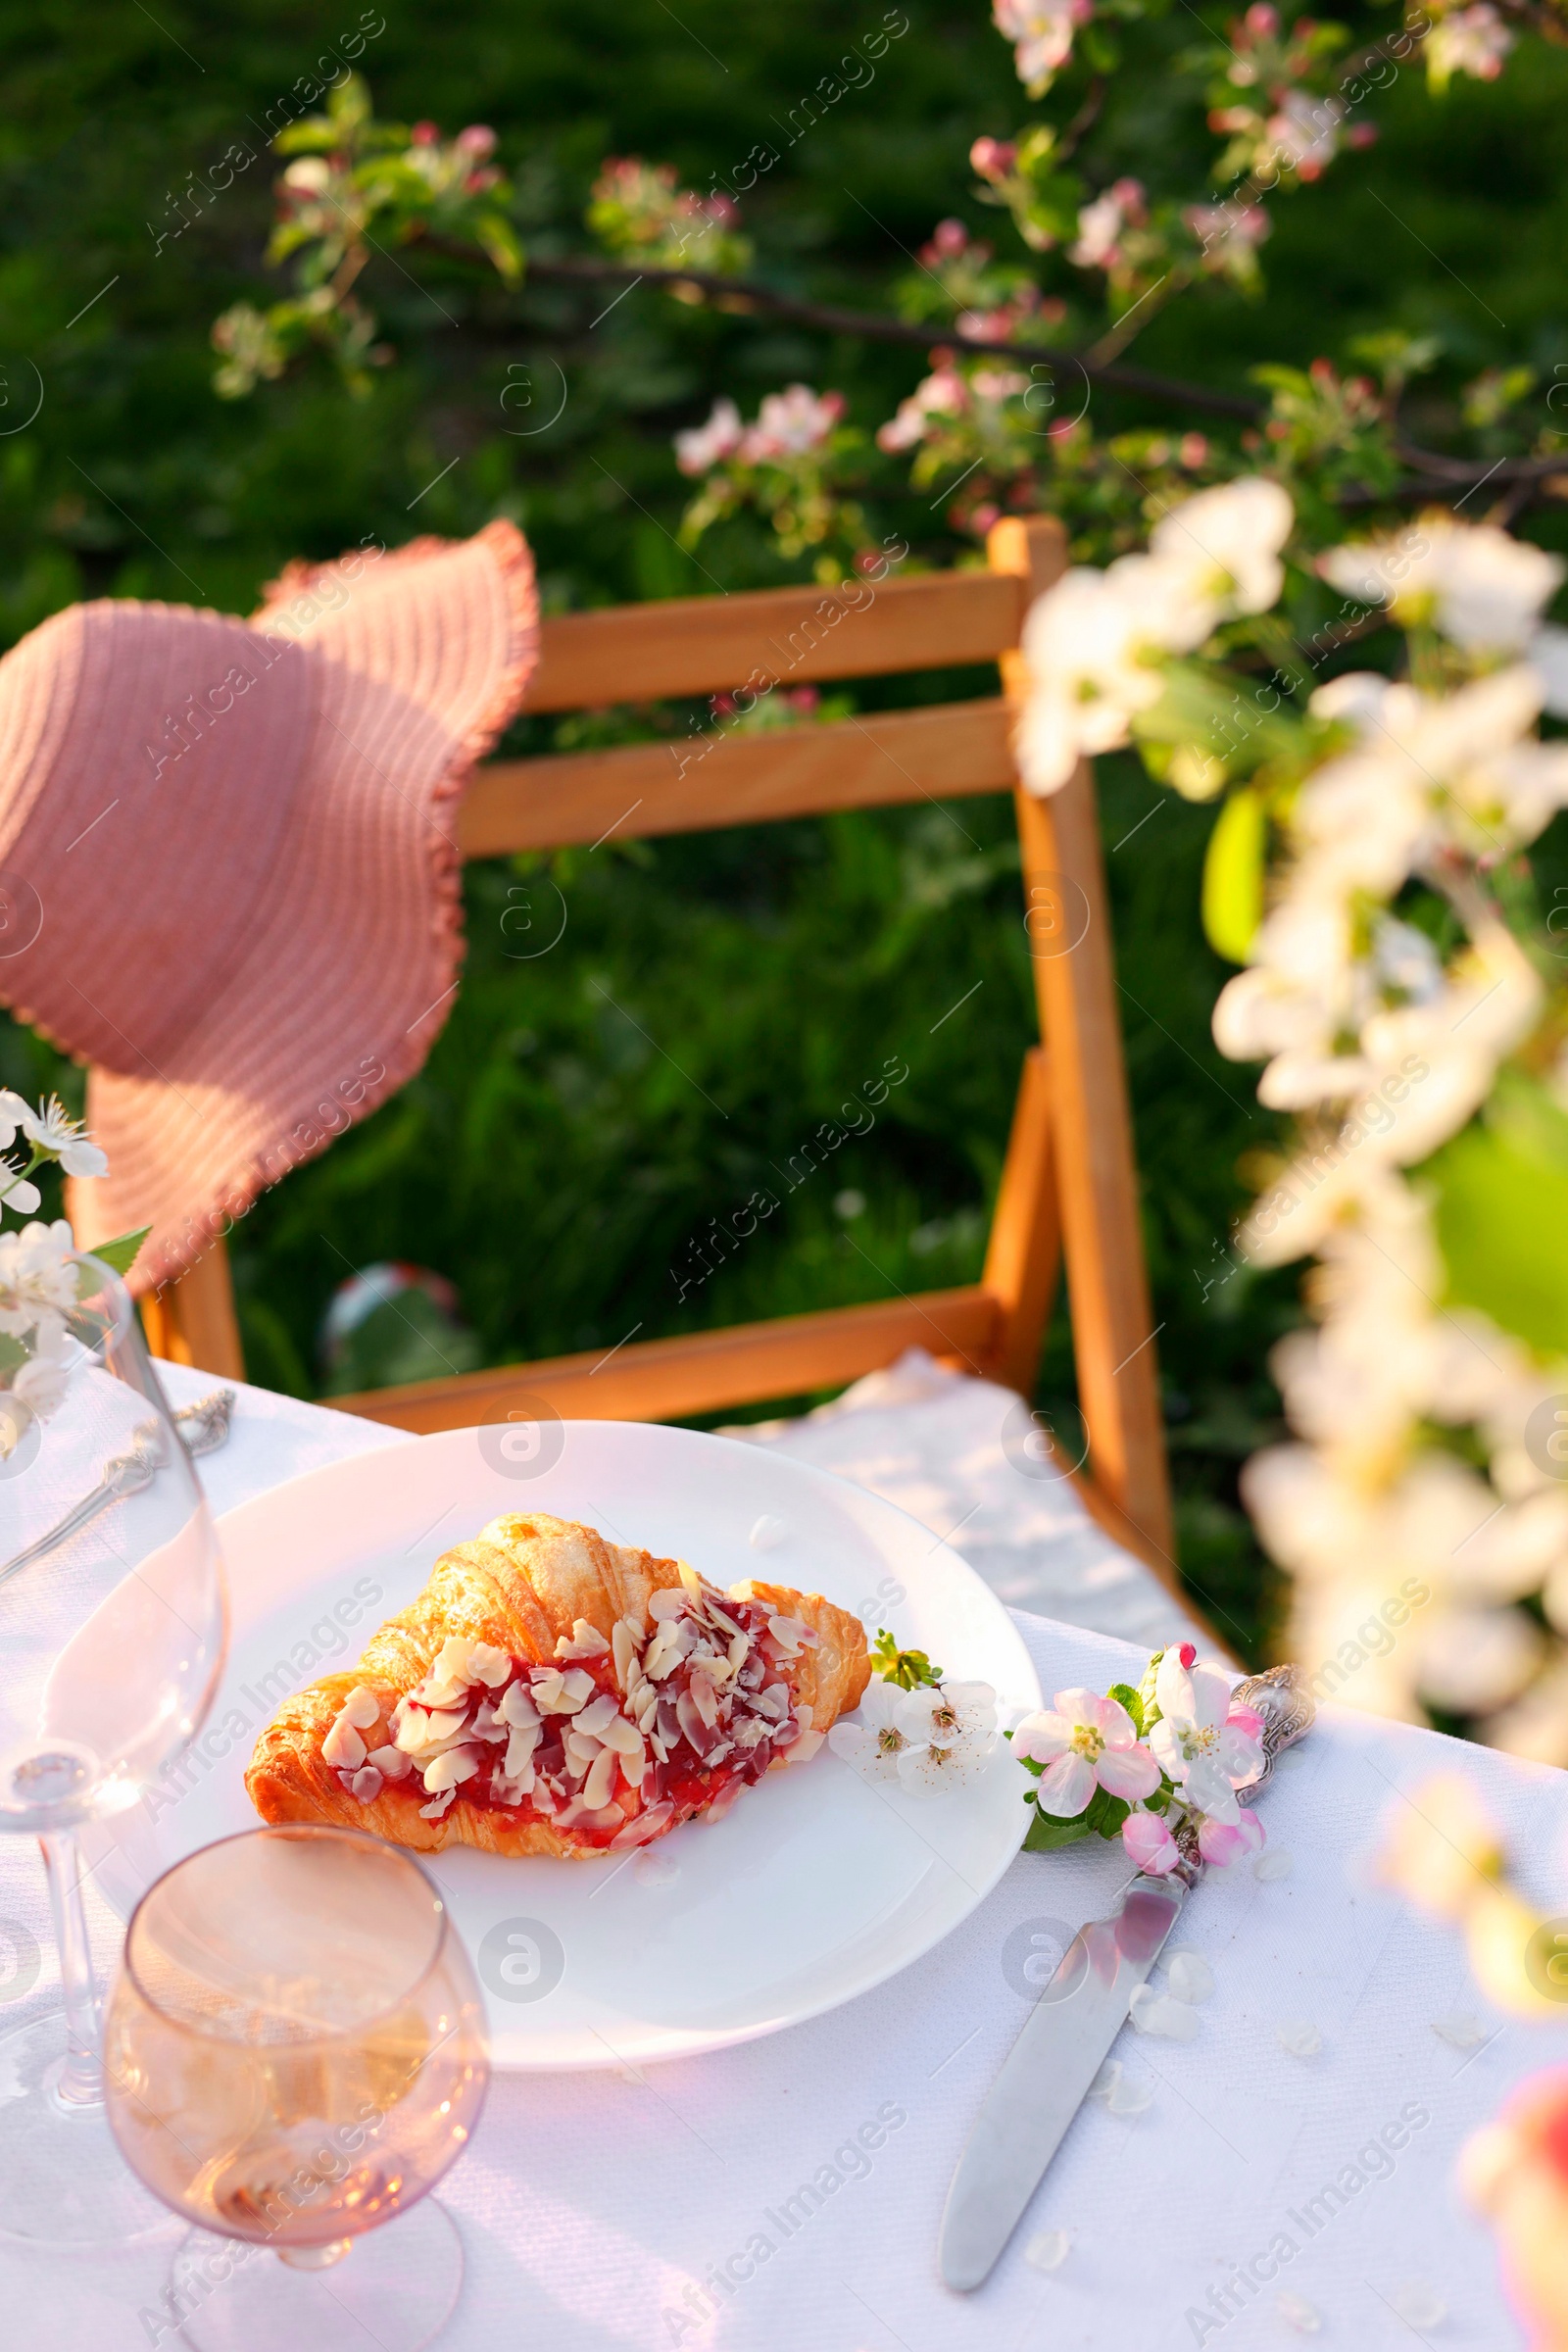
[141,516,1178,1588]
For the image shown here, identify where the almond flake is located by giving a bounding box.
[612,1620,639,1684]
[322,1715,368,1771]
[564,1730,604,1777]
[350,1766,384,1805]
[611,1801,673,1848]
[430,1636,478,1689]
[422,1746,481,1794]
[582,1747,618,1809]
[412,1679,466,1712]
[368,1744,412,1780]
[689,1671,720,1729]
[497,1684,540,1732]
[340,1688,381,1730]
[575,1694,620,1738]
[643,1629,682,1683]
[556,1618,610,1659]
[419,1789,457,1820]
[466,1641,513,1686]
[649,1589,686,1623]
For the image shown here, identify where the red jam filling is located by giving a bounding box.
[363,1584,814,1854]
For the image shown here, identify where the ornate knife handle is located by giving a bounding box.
[1168,1663,1313,1881]
[1231,1662,1316,1799]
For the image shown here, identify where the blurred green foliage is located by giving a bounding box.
[4,0,1568,1659]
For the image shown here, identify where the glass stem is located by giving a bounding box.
[38,1829,104,2107]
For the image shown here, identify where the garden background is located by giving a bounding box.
[4,0,1568,1659]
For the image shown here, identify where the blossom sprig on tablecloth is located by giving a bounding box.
[1010,1642,1268,1870]
[828,1632,999,1795]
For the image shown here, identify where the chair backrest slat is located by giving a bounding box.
[459,696,1014,858]
[147,514,1182,1599]
[520,568,1026,712]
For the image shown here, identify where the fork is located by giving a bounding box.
[0,1387,236,1588]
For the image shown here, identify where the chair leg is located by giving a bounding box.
[981,1047,1060,1396]
[140,1241,246,1379]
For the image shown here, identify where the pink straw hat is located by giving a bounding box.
[0,520,538,1294]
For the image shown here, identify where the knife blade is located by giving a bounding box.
[939,1871,1186,2289]
[940,1663,1315,2290]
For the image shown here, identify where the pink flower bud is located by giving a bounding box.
[1123,1809,1182,1874]
[1198,1808,1264,1868]
[410,121,441,147]
[456,124,498,158]
[969,136,1017,182]
[932,217,969,257]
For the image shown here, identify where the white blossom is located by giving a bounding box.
[674,397,743,476]
[1425,1,1514,83]
[1320,517,1562,655]
[18,1097,109,1178]
[1149,477,1294,623]
[828,1680,915,1782]
[993,0,1085,88]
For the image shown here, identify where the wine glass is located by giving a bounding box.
[0,1246,226,2246]
[104,1825,489,2352]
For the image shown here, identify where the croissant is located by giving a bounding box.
[245,1511,870,1858]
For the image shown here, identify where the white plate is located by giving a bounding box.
[93,1422,1039,2069]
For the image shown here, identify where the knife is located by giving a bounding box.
[940,1664,1314,2290]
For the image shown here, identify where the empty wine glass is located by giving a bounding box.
[104,1825,489,2352]
[0,1244,226,2245]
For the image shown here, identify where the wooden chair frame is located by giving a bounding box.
[142,515,1179,1588]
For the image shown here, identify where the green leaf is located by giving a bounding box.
[1426,1077,1568,1356]
[475,215,525,286]
[1083,1784,1131,1839]
[1023,1805,1094,1852]
[78,1226,150,1283]
[1107,1681,1145,1734]
[870,1629,944,1689]
[1201,787,1265,963]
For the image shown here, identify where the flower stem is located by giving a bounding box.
[0,1147,45,1205]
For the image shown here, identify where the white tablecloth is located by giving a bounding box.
[4,1361,1566,2348]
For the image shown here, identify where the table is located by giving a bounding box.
[3,1359,1563,2348]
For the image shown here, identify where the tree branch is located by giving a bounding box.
[424,242,1568,505]
[519,254,1264,419]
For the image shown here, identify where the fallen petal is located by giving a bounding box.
[1107,2071,1154,2117]
[1276,2287,1321,2333]
[1277,2018,1322,2058]
[1253,1846,1294,1882]
[1023,2229,1069,2274]
[1130,1984,1200,2041]
[1432,2011,1487,2048]
[1165,1949,1215,2005]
